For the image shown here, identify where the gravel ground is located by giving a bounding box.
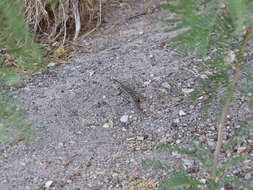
[0,1,252,189]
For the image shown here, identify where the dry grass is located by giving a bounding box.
[25,0,101,44]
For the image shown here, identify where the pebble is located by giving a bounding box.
[174,118,180,123]
[102,123,110,128]
[179,110,186,116]
[210,126,216,130]
[161,82,171,89]
[120,115,128,123]
[89,71,95,76]
[245,173,252,180]
[181,158,194,166]
[237,146,247,153]
[47,62,57,67]
[58,142,64,148]
[207,141,215,147]
[200,178,206,184]
[182,88,194,94]
[136,136,144,141]
[45,180,53,188]
[235,125,240,129]
[144,80,151,86]
[200,74,208,79]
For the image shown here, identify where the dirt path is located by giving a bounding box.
[0,1,252,189]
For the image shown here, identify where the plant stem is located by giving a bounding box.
[212,27,252,179]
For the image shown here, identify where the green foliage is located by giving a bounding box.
[159,175,204,190]
[144,0,253,189]
[0,0,45,145]
[145,142,252,190]
[142,159,172,173]
[0,95,32,144]
[0,0,45,70]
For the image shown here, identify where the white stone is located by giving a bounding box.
[181,158,194,166]
[245,173,252,180]
[45,181,53,188]
[102,123,110,128]
[120,115,128,123]
[179,110,186,116]
[161,82,171,89]
[182,88,194,94]
[89,71,95,76]
[174,118,180,123]
[47,62,57,67]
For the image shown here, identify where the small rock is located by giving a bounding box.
[200,74,208,79]
[198,96,204,100]
[245,173,252,180]
[182,88,194,94]
[207,141,215,147]
[47,62,57,67]
[89,71,95,76]
[139,31,144,35]
[235,125,240,129]
[237,146,247,154]
[58,142,64,148]
[144,80,151,86]
[200,178,206,184]
[210,126,216,130]
[136,136,144,141]
[120,115,128,123]
[102,123,110,128]
[161,82,171,89]
[45,181,53,188]
[181,158,194,166]
[179,110,186,116]
[174,118,180,123]
[149,54,154,58]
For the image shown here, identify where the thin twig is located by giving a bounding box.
[212,27,252,179]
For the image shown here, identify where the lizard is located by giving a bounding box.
[111,78,147,117]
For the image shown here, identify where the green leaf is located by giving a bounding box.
[158,175,204,190]
[226,0,245,35]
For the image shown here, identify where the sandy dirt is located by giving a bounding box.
[0,1,252,189]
